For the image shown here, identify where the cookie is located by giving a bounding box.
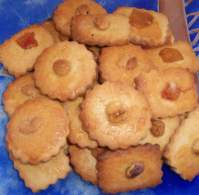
[63,97,97,148]
[6,97,69,164]
[146,41,199,73]
[34,41,97,101]
[97,144,163,193]
[3,74,42,116]
[0,25,54,77]
[71,14,130,46]
[141,117,180,151]
[114,7,169,47]
[164,106,199,181]
[80,82,151,150]
[53,0,106,37]
[136,68,198,118]
[99,44,154,85]
[11,147,71,192]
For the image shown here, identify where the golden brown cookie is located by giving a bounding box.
[141,117,180,151]
[71,14,130,46]
[11,148,71,192]
[97,144,163,193]
[164,106,199,181]
[3,74,42,116]
[0,25,54,77]
[53,0,106,37]
[99,44,154,85]
[146,41,199,73]
[34,41,97,101]
[6,97,69,164]
[80,82,151,150]
[63,97,97,148]
[114,7,169,47]
[136,68,198,118]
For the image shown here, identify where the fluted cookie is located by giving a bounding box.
[97,144,163,193]
[0,25,54,77]
[114,7,169,47]
[6,97,69,164]
[80,82,151,150]
[136,68,198,118]
[34,41,97,101]
[72,14,130,46]
[53,0,106,37]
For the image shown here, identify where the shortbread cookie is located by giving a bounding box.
[34,41,97,101]
[80,82,151,149]
[0,25,54,77]
[136,68,198,118]
[146,41,199,73]
[11,148,71,192]
[164,106,199,181]
[99,44,154,85]
[63,97,97,148]
[114,7,169,47]
[72,14,130,46]
[53,0,106,37]
[3,74,42,116]
[97,144,163,193]
[141,117,180,151]
[6,97,69,164]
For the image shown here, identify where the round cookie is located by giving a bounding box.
[3,74,42,116]
[136,68,198,118]
[63,97,97,148]
[6,97,69,164]
[53,0,107,37]
[99,44,154,85]
[80,82,151,150]
[34,41,97,101]
[0,25,54,77]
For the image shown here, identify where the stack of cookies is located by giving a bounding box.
[1,0,199,193]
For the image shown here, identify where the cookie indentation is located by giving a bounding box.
[53,59,70,76]
[161,82,180,101]
[94,16,110,30]
[192,139,199,155]
[126,162,144,178]
[21,84,39,97]
[126,57,138,70]
[76,4,90,15]
[150,119,165,137]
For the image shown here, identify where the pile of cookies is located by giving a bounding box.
[1,0,199,193]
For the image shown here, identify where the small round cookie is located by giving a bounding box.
[146,41,199,73]
[164,106,199,181]
[80,82,151,150]
[141,117,180,151]
[97,144,163,194]
[34,41,97,101]
[136,68,198,118]
[114,7,169,47]
[63,97,97,148]
[99,44,154,85]
[3,74,42,116]
[0,25,54,77]
[6,97,69,164]
[53,0,107,37]
[11,147,71,192]
[72,14,130,46]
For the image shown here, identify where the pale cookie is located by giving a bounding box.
[72,14,130,46]
[3,74,42,116]
[53,0,106,37]
[136,68,198,118]
[34,41,97,101]
[97,144,163,193]
[80,82,151,150]
[99,44,154,85]
[164,106,199,181]
[114,7,169,47]
[6,97,69,164]
[146,41,199,73]
[141,117,180,151]
[0,25,54,77]
[63,97,97,148]
[11,148,71,192]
